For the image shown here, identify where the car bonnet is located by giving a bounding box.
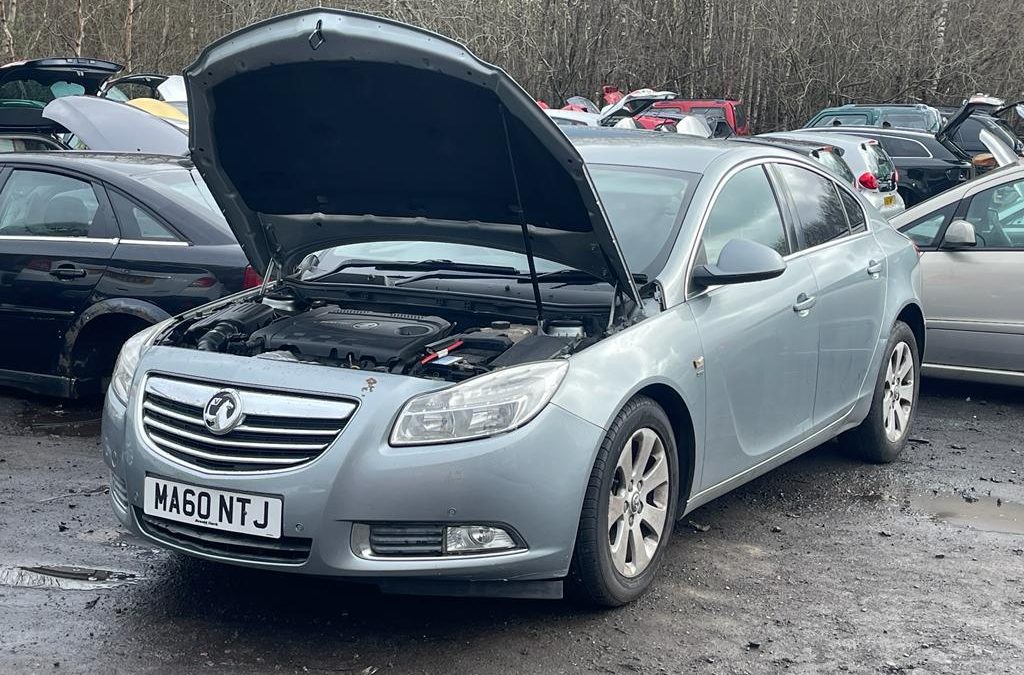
[184,9,639,301]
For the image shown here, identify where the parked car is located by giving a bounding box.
[763,131,905,217]
[890,162,1024,386]
[103,9,924,607]
[99,73,187,104]
[935,107,1023,156]
[646,98,750,135]
[0,151,258,398]
[796,127,973,207]
[733,135,857,186]
[805,104,943,132]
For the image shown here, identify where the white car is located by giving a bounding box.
[768,131,906,218]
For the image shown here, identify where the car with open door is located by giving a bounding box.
[0,152,258,398]
[890,162,1024,386]
[102,9,924,606]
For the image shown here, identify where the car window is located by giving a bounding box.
[838,188,867,233]
[733,105,747,130]
[777,164,851,248]
[813,113,869,127]
[700,165,788,265]
[879,112,931,131]
[812,149,856,184]
[861,142,896,182]
[964,178,1024,249]
[877,136,931,158]
[588,165,697,275]
[109,191,181,242]
[0,137,60,152]
[0,169,109,238]
[900,204,955,247]
[135,168,231,234]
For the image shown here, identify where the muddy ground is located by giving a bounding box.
[0,380,1021,675]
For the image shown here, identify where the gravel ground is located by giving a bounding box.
[0,379,1021,675]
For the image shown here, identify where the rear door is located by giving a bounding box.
[915,176,1024,374]
[0,166,117,379]
[689,164,820,490]
[772,162,886,427]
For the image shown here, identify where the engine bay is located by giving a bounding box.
[163,291,599,382]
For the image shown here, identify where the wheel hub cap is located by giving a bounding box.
[607,427,671,578]
[882,341,915,443]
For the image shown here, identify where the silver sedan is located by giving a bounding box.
[891,162,1024,386]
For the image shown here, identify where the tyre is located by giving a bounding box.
[842,320,920,463]
[569,396,679,606]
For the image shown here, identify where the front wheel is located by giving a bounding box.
[569,396,679,606]
[842,321,920,463]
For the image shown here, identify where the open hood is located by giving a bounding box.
[42,96,188,154]
[184,9,639,301]
[598,90,678,125]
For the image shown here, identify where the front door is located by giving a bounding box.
[773,163,887,426]
[0,167,117,381]
[689,164,820,491]
[919,177,1024,373]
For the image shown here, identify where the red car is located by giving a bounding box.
[642,98,750,135]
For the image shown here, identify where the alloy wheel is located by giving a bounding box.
[607,427,671,578]
[882,341,915,442]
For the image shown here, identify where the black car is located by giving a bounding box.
[797,126,972,207]
[0,152,256,398]
[935,108,1024,156]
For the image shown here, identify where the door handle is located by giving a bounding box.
[793,293,817,316]
[50,266,87,280]
[866,259,883,277]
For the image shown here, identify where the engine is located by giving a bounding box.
[174,298,588,382]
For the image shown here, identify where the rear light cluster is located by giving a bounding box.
[242,265,263,289]
[858,172,879,190]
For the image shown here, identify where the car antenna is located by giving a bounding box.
[499,104,545,327]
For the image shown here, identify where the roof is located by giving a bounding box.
[797,125,938,141]
[825,103,933,111]
[0,150,192,179]
[563,127,737,173]
[732,136,838,154]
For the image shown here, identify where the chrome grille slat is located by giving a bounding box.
[143,416,328,451]
[141,375,356,472]
[146,432,307,465]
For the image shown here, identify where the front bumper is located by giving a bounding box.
[103,350,605,586]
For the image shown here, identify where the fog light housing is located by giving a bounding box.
[445,525,516,553]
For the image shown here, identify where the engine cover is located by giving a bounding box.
[249,307,451,369]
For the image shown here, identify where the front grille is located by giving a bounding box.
[136,508,312,564]
[141,375,357,472]
[368,524,445,557]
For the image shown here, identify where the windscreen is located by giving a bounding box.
[812,150,856,184]
[862,143,896,184]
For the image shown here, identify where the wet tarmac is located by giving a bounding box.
[0,380,1022,674]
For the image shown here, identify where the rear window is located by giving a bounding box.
[0,78,85,105]
[733,104,747,130]
[812,149,856,184]
[135,168,230,233]
[861,142,895,180]
[811,113,870,127]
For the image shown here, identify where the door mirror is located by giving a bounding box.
[941,219,977,247]
[1015,103,1024,119]
[693,238,787,287]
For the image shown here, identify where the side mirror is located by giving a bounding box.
[941,219,977,248]
[693,239,787,287]
[1015,103,1024,119]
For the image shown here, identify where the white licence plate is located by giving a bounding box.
[883,195,895,207]
[143,476,283,539]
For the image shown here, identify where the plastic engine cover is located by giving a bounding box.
[248,307,450,369]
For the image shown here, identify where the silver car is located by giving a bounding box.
[102,9,925,605]
[891,162,1024,386]
[767,131,906,218]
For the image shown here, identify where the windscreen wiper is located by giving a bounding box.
[306,258,521,280]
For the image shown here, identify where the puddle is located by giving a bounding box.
[0,565,138,590]
[15,401,101,437]
[907,492,1024,535]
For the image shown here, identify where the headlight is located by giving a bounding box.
[390,360,569,446]
[109,320,171,405]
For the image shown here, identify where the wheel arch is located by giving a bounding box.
[632,382,698,508]
[60,298,171,392]
[895,301,926,357]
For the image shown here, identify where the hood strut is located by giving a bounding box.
[499,104,546,327]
